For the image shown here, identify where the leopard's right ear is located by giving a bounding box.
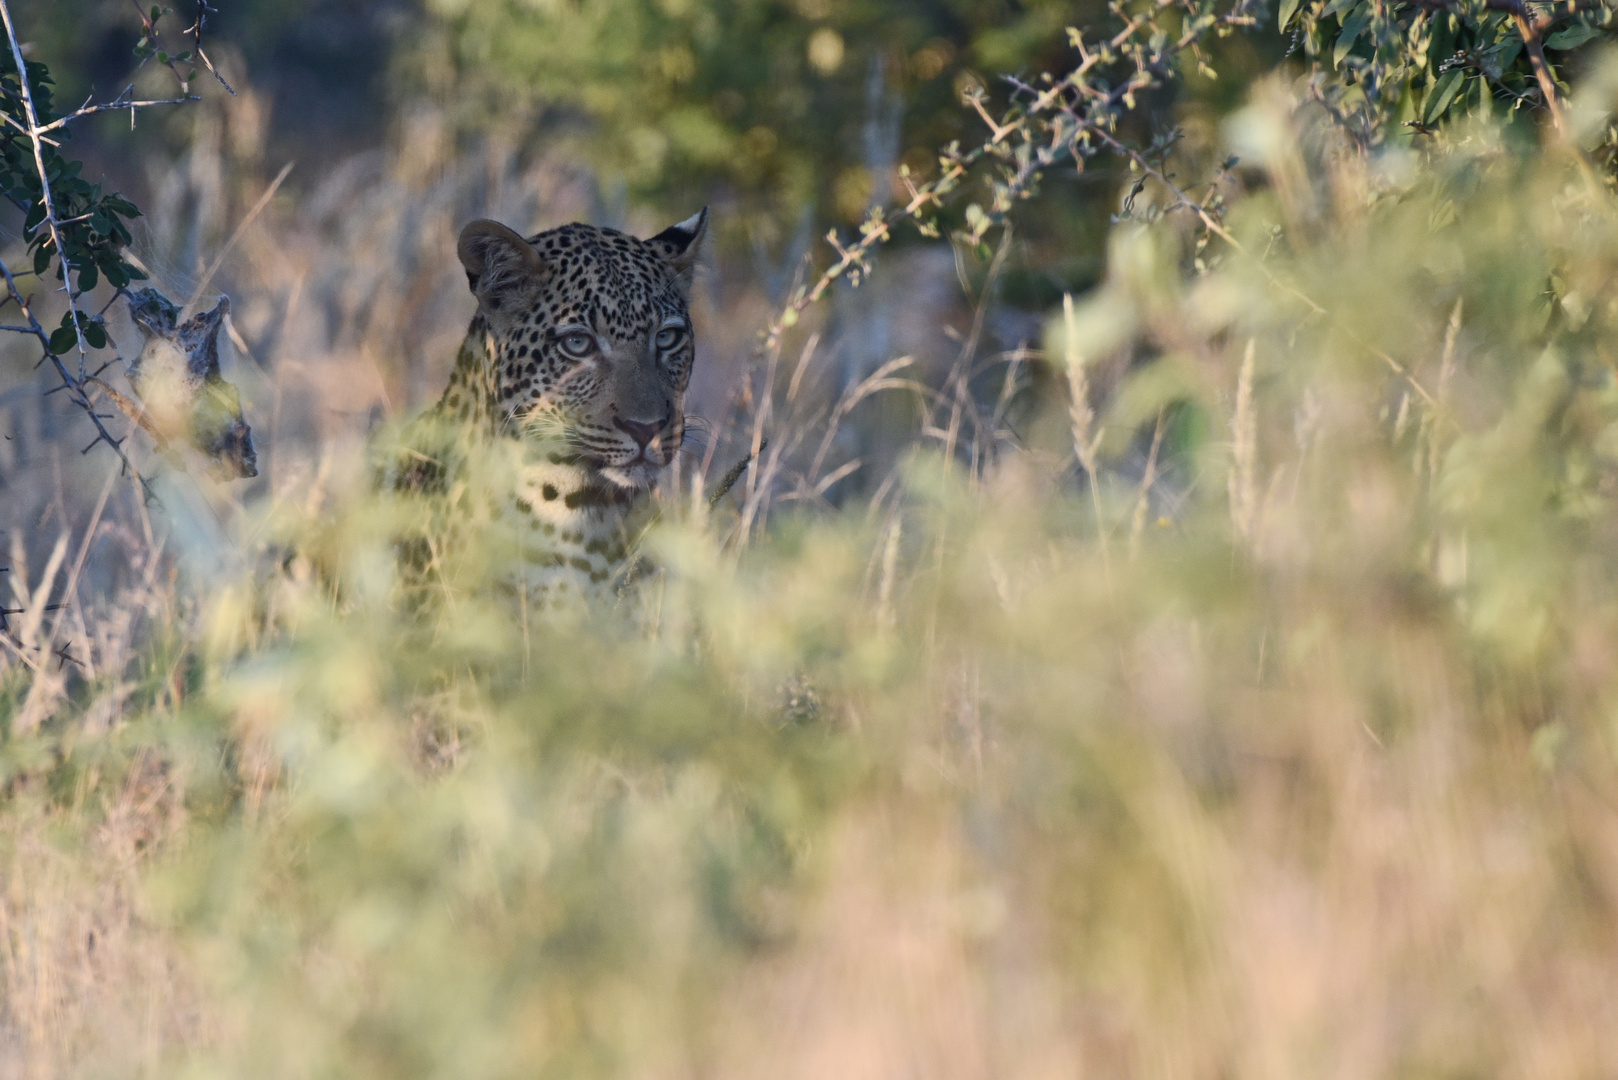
[646,207,708,297]
[457,220,547,313]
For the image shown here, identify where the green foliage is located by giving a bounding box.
[157,576,851,1078]
[410,0,1119,225]
[1282,0,1617,141]
[0,47,145,354]
[133,4,196,77]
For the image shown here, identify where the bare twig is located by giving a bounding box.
[758,0,1266,355]
[185,2,237,95]
[0,253,147,490]
[1506,4,1566,134]
[36,87,198,134]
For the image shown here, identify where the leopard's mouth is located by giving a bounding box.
[565,429,678,488]
[589,439,676,474]
[599,458,664,490]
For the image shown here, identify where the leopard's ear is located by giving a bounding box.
[645,207,708,296]
[458,220,547,313]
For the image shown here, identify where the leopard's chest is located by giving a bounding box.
[506,458,643,605]
[383,426,646,609]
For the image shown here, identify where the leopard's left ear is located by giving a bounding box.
[646,207,708,296]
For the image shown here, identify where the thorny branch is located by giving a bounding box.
[760,0,1537,431]
[0,257,145,489]
[760,0,1265,354]
[0,561,66,647]
[38,86,198,135]
[128,0,236,97]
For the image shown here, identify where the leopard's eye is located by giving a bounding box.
[558,331,596,359]
[655,325,687,351]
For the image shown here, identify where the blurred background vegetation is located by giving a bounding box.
[8,0,1277,300]
[6,0,1618,1076]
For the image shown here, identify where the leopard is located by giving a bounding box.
[383,209,707,609]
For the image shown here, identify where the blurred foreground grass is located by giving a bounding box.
[7,77,1618,1080]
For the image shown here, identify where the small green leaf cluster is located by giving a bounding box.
[0,48,146,354]
[133,4,199,81]
[1281,0,1616,139]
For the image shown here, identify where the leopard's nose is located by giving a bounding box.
[614,415,666,448]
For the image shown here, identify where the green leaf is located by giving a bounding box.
[32,245,48,275]
[48,325,76,355]
[1279,0,1305,33]
[83,320,106,350]
[77,262,97,292]
[1546,24,1601,50]
[1334,9,1370,67]
[1494,38,1523,76]
[1424,68,1465,124]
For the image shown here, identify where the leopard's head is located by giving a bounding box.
[457,210,707,489]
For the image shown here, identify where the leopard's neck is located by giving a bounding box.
[432,314,502,435]
[434,315,654,605]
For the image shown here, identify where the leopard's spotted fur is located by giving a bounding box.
[387,210,707,607]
